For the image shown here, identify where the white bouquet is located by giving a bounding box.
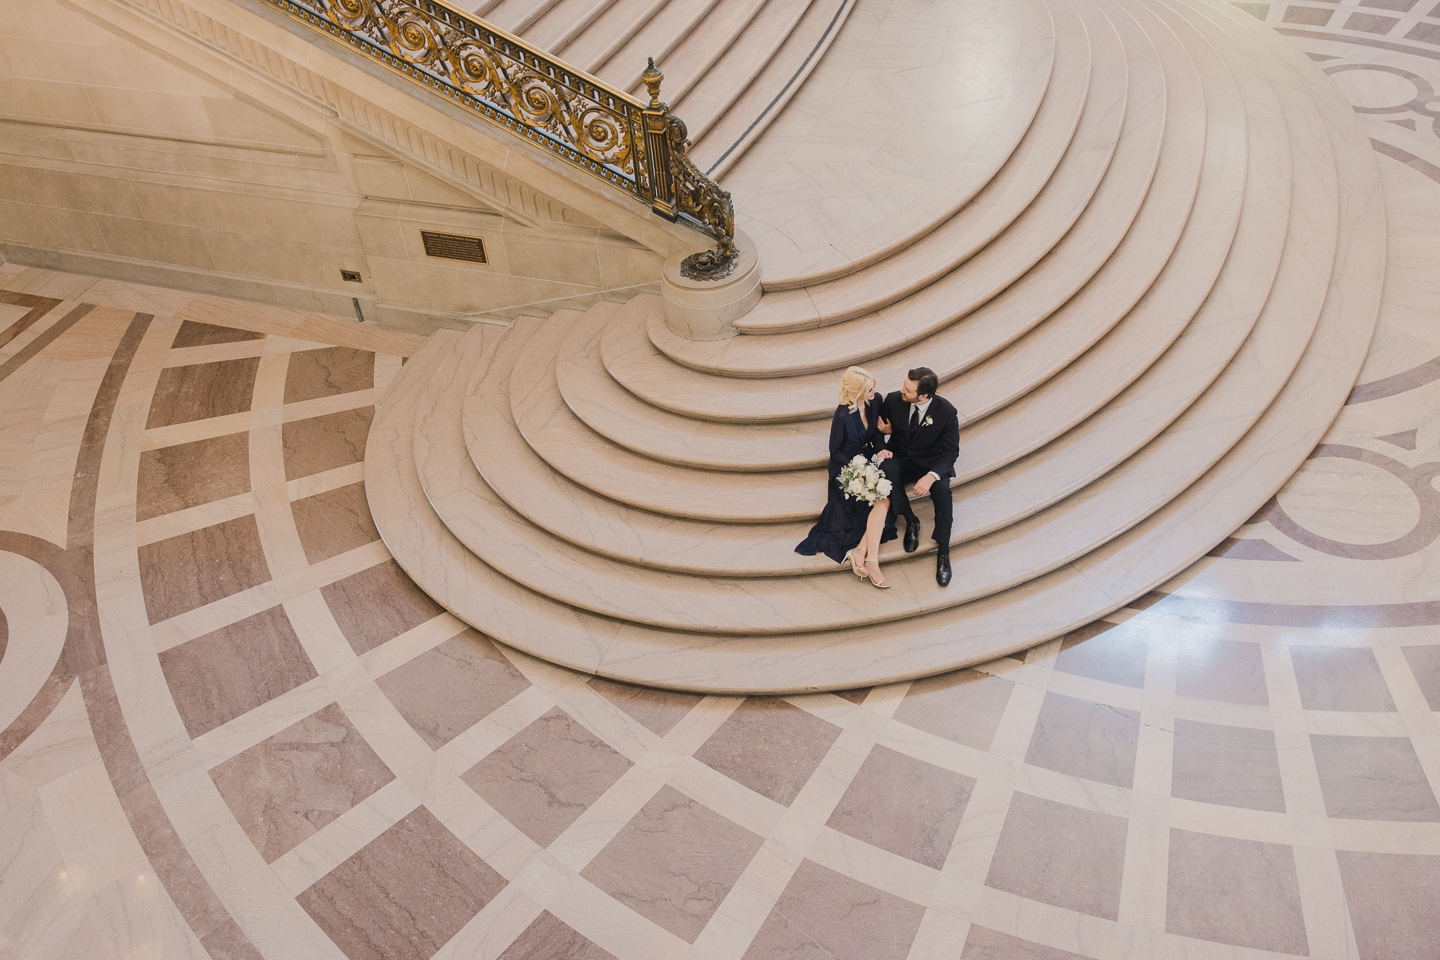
[837,454,893,504]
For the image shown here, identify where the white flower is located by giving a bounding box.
[923,416,933,427]
[847,478,865,495]
[850,454,867,467]
[877,479,892,497]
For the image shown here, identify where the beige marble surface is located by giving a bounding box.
[7,0,1440,956]
[722,0,1056,284]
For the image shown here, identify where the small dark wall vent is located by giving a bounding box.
[421,231,488,264]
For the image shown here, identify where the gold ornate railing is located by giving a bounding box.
[258,0,737,275]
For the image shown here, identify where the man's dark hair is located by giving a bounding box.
[908,367,939,398]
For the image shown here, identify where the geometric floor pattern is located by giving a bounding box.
[3,12,1440,960]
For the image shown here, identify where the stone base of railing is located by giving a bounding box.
[660,232,760,340]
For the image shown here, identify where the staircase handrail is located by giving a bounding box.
[258,0,736,269]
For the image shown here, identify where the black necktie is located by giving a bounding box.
[910,405,920,430]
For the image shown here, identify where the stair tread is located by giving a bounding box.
[613,0,781,99]
[660,0,820,132]
[454,0,1318,551]
[688,0,857,176]
[581,0,1232,475]
[447,10,1310,578]
[727,0,1059,288]
[525,0,619,50]
[480,0,554,32]
[362,0,1385,692]
[560,0,672,74]
[729,0,1096,327]
[655,1,1164,377]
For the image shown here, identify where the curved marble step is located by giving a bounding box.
[464,0,1314,557]
[658,0,823,140]
[654,3,1159,379]
[470,75,1320,579]
[555,0,673,75]
[461,72,1298,588]
[572,80,1226,473]
[689,0,857,175]
[731,0,1097,331]
[523,0,624,52]
[423,161,1329,635]
[579,0,1227,474]
[605,0,775,99]
[471,0,548,31]
[472,18,1284,581]
[370,0,1382,692]
[754,0,1060,289]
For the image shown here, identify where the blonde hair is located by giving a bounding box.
[838,366,875,427]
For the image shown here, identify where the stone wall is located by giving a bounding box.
[0,0,673,332]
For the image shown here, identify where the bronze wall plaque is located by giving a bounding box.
[421,231,488,264]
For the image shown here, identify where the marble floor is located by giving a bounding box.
[2,9,1440,960]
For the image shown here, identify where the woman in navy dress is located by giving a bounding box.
[795,366,896,587]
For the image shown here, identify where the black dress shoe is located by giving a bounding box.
[936,553,952,587]
[903,519,919,553]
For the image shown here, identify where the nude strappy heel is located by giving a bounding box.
[864,560,890,589]
[846,549,867,577]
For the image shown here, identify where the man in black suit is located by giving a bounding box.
[878,367,960,586]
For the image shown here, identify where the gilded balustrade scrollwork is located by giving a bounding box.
[256,0,737,273]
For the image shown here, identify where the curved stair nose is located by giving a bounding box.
[372,0,1385,693]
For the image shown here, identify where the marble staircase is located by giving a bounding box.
[470,0,854,174]
[367,0,1384,692]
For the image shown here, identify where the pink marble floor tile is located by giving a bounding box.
[291,482,381,565]
[586,676,702,736]
[321,560,445,655]
[462,707,632,846]
[498,912,617,960]
[1399,645,1440,710]
[892,668,1014,752]
[170,320,264,348]
[1291,646,1396,711]
[136,431,251,520]
[742,859,925,960]
[284,346,375,404]
[1024,692,1140,788]
[297,806,505,960]
[282,407,374,481]
[145,357,260,428]
[375,631,530,746]
[1165,828,1308,954]
[1174,636,1268,706]
[1336,851,1440,960]
[1310,735,1440,821]
[1053,621,1148,689]
[1170,719,1286,813]
[210,702,395,862]
[138,514,271,623]
[960,926,1089,960]
[580,784,764,942]
[693,698,842,806]
[985,793,1128,921]
[158,604,317,738]
[825,744,975,868]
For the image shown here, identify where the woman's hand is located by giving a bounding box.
[875,449,893,460]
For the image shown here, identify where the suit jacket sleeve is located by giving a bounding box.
[915,402,960,478]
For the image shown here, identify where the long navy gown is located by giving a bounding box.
[795,397,897,563]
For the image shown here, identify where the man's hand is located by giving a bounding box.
[877,416,892,435]
[875,449,893,460]
[913,473,935,496]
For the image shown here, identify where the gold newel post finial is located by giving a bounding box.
[642,57,664,108]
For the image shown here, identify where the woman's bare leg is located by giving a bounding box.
[863,499,889,583]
